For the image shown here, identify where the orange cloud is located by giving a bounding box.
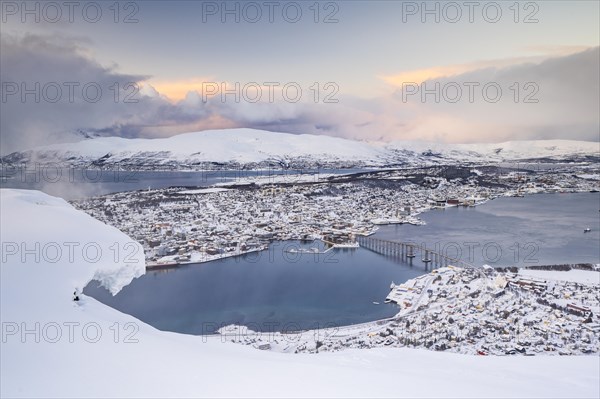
[147,78,295,103]
[380,65,476,87]
[380,47,591,87]
[148,77,216,101]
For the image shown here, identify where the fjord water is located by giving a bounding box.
[0,168,370,200]
[85,240,420,334]
[375,192,600,267]
[85,192,599,335]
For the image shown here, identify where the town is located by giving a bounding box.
[71,162,600,356]
[72,163,599,267]
[216,265,600,356]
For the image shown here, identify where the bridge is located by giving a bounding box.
[356,235,473,269]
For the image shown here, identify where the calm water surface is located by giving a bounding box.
[84,193,599,335]
[0,168,371,200]
[374,192,600,267]
[85,240,418,334]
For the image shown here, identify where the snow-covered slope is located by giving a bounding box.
[3,128,598,169]
[1,188,599,398]
[6,129,391,168]
[387,139,600,163]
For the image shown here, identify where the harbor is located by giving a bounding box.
[85,192,599,337]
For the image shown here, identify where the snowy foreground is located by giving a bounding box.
[1,189,599,398]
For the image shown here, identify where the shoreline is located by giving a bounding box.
[144,190,598,270]
[215,265,600,355]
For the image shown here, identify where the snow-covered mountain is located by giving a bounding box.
[3,128,598,169]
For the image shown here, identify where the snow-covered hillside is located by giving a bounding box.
[1,188,599,398]
[3,128,598,169]
[387,139,600,163]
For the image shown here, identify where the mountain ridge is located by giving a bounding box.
[3,128,598,169]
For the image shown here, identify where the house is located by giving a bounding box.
[567,303,591,317]
[205,247,222,255]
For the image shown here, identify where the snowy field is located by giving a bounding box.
[1,189,599,398]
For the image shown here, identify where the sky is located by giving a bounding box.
[1,0,599,153]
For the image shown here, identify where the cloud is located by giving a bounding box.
[147,78,216,102]
[388,47,600,143]
[379,47,591,87]
[0,33,150,153]
[1,34,598,154]
[235,48,600,144]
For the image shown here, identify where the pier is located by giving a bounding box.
[357,236,473,269]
